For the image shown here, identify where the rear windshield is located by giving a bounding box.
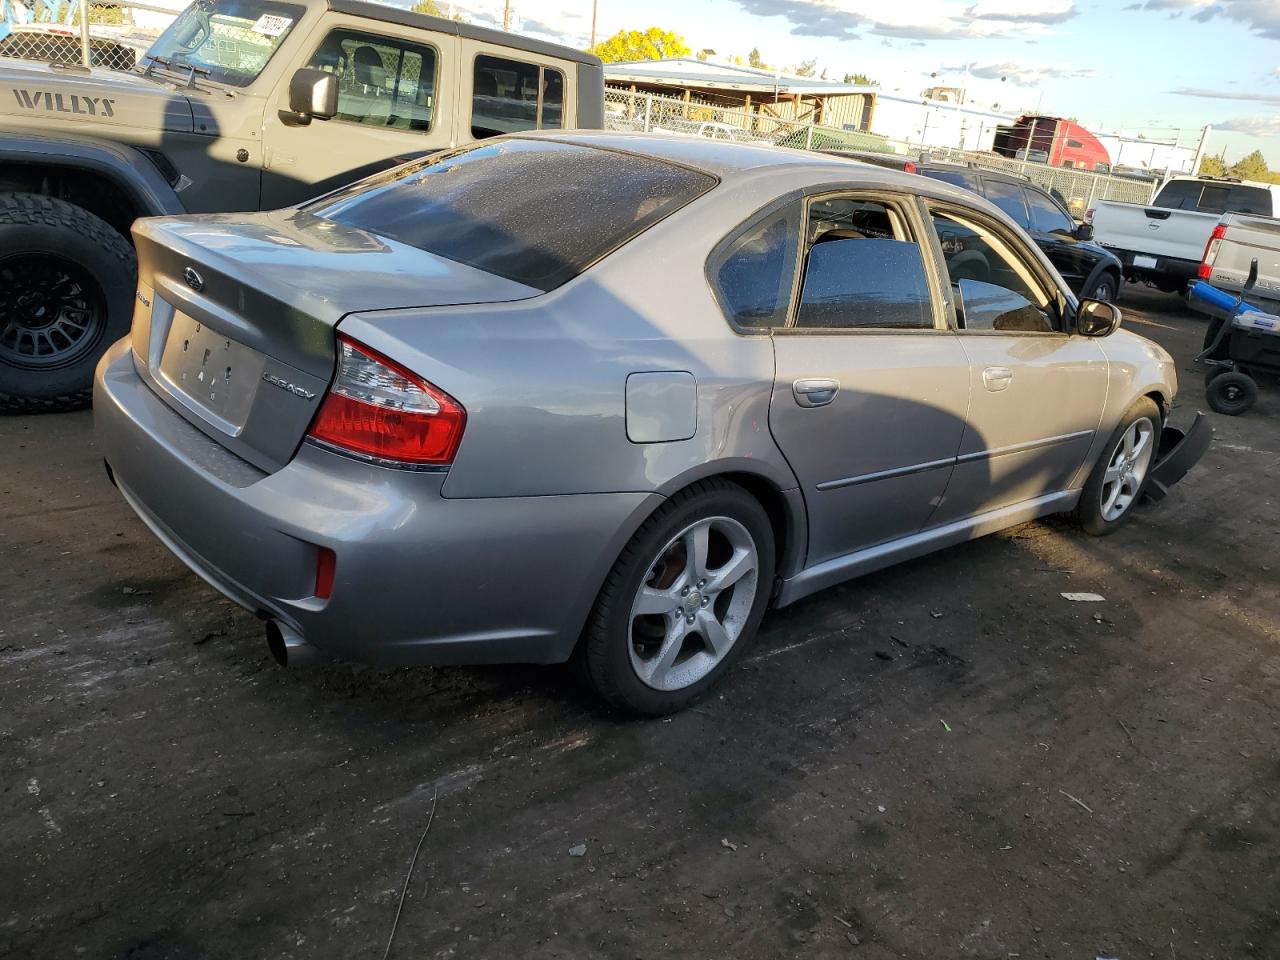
[1155,180,1273,216]
[307,139,717,291]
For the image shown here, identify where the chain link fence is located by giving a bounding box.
[0,0,167,71]
[605,86,1159,217]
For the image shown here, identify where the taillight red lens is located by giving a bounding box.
[1199,223,1227,280]
[903,160,918,175]
[307,336,466,467]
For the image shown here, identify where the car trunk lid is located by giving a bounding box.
[130,209,540,473]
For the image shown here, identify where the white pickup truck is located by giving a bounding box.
[1200,212,1280,311]
[1090,176,1280,293]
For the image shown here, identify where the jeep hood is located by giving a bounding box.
[0,60,194,132]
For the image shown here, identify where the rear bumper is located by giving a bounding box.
[1144,412,1212,502]
[1105,248,1199,288]
[94,339,659,666]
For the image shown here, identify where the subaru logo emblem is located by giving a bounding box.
[183,266,204,291]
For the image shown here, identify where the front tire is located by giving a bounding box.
[580,479,775,715]
[1073,397,1160,536]
[1084,270,1120,303]
[0,193,137,413]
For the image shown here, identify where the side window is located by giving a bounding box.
[306,30,437,132]
[924,169,981,192]
[794,198,934,330]
[982,179,1030,228]
[929,208,1056,334]
[1024,189,1074,235]
[472,55,563,138]
[712,204,802,330]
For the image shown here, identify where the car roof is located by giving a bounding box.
[519,131,927,181]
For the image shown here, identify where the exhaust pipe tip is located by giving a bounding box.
[265,619,324,667]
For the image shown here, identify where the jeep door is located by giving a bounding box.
[260,18,459,208]
[754,191,971,567]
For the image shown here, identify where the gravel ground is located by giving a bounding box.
[2,286,1278,960]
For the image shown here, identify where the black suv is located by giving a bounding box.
[824,151,1124,302]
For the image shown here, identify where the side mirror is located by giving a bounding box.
[286,68,338,123]
[1245,257,1259,292]
[1073,222,1094,241]
[1077,299,1121,338]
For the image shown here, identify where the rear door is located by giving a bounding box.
[922,201,1107,522]
[762,191,970,566]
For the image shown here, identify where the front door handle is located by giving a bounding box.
[793,378,840,407]
[982,366,1013,392]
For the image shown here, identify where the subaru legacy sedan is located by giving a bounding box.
[95,133,1208,715]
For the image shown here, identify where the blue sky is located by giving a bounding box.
[441,0,1280,165]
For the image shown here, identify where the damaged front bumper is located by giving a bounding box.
[1143,412,1212,502]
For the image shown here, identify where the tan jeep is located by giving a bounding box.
[0,0,603,409]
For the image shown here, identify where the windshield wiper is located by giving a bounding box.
[143,54,220,91]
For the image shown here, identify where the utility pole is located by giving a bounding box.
[503,0,510,30]
[1190,124,1212,176]
[590,0,597,49]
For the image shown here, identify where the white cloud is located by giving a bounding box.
[728,0,1078,41]
[940,59,1094,86]
[1173,87,1280,104]
[1130,0,1280,38]
[1216,115,1280,137]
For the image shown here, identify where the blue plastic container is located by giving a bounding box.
[1187,280,1262,317]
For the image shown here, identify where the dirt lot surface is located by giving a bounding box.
[2,287,1278,960]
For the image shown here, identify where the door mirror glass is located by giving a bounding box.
[1077,299,1121,337]
[288,67,338,120]
[1073,222,1094,241]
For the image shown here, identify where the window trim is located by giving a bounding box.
[471,52,566,133]
[779,188,951,336]
[303,27,441,134]
[921,198,1070,337]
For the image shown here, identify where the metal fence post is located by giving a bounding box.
[805,124,813,150]
[78,0,92,67]
[642,94,652,133]
[1084,174,1098,211]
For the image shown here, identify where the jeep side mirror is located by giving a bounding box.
[286,68,338,123]
[1073,222,1094,241]
[1077,299,1121,337]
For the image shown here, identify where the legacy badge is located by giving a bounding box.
[261,372,316,400]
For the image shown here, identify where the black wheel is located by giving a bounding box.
[1084,271,1120,303]
[1206,371,1258,416]
[580,479,775,715]
[0,193,136,413]
[1073,397,1161,536]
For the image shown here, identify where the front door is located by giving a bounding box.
[923,203,1107,523]
[765,192,971,566]
[260,22,458,208]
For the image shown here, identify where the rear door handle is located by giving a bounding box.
[982,366,1013,392]
[792,378,840,407]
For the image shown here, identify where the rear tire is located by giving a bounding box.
[0,193,136,413]
[580,479,775,716]
[1205,371,1258,416]
[1073,397,1160,536]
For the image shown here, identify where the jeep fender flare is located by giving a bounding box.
[0,129,185,218]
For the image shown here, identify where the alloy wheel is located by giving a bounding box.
[1100,417,1155,522]
[627,516,760,692]
[0,255,108,370]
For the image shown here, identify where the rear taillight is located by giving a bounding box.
[307,336,466,467]
[1084,207,1095,224]
[1199,223,1227,280]
[903,160,918,175]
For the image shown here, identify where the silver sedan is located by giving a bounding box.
[95,133,1208,714]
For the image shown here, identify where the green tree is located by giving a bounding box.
[795,57,818,77]
[1228,149,1269,182]
[843,72,876,86]
[748,46,769,70]
[589,27,690,63]
[411,0,464,20]
[1198,154,1227,177]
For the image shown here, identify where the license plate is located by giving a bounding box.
[1133,255,1158,269]
[158,311,262,429]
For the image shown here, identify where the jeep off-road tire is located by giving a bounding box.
[0,193,136,413]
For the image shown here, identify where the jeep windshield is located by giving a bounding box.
[141,0,304,87]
